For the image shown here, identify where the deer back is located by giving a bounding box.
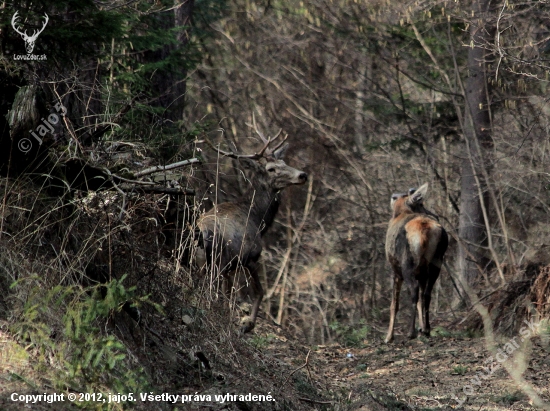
[386,183,446,269]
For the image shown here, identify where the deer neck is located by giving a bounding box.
[240,175,280,234]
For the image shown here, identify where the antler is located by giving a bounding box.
[201,127,287,160]
[202,136,270,160]
[251,112,285,157]
[266,133,289,155]
[28,13,49,41]
[11,12,27,38]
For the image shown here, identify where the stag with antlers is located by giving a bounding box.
[198,122,307,333]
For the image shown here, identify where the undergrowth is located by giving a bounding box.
[9,275,153,409]
[329,320,369,348]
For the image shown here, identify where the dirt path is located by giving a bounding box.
[243,312,549,411]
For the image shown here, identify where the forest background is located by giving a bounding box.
[1,0,550,409]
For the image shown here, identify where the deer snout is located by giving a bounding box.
[299,172,308,182]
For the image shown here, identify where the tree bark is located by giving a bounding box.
[457,0,494,287]
[170,0,195,122]
[149,0,195,123]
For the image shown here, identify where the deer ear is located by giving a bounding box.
[272,143,289,160]
[390,194,399,210]
[407,183,428,205]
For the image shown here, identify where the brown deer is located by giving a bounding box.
[385,183,448,343]
[198,130,307,333]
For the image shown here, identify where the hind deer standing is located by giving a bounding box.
[198,129,307,333]
[385,183,448,343]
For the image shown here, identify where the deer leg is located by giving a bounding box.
[423,263,442,336]
[385,274,402,343]
[408,279,419,339]
[240,262,264,334]
[417,276,427,333]
[417,290,425,333]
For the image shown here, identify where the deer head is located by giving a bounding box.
[204,117,307,192]
[256,143,307,190]
[389,183,440,221]
[12,11,49,54]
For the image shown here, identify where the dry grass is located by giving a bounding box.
[0,175,334,410]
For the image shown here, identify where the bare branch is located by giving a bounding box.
[134,158,200,177]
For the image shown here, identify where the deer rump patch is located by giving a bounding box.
[386,214,444,275]
[405,217,443,267]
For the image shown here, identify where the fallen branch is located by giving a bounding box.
[59,158,196,196]
[119,184,194,195]
[135,158,200,177]
[298,397,333,405]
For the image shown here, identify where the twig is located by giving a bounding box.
[118,184,194,195]
[410,395,442,407]
[494,1,508,82]
[83,97,138,144]
[279,349,311,391]
[111,173,157,185]
[102,167,128,221]
[134,158,200,177]
[268,176,314,299]
[443,261,470,308]
[146,325,164,342]
[297,397,332,405]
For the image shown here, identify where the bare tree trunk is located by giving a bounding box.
[457,0,494,287]
[171,0,195,121]
[149,0,195,123]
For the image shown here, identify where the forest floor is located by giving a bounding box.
[1,309,549,411]
[242,312,550,411]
